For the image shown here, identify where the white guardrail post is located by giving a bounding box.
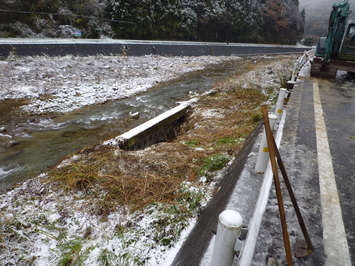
[255,88,286,173]
[275,88,287,121]
[210,210,243,266]
[287,50,314,90]
[290,62,298,83]
[254,114,277,173]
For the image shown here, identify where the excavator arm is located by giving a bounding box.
[323,1,350,62]
[311,1,352,78]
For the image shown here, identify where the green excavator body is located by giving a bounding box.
[311,1,355,78]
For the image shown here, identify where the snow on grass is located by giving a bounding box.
[0,173,209,265]
[0,54,297,265]
[0,54,236,115]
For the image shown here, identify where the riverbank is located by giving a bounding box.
[0,54,296,265]
[0,54,239,187]
[0,54,235,115]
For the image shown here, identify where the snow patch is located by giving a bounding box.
[0,55,236,115]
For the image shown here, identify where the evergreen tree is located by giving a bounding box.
[0,0,305,44]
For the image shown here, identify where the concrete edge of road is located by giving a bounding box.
[0,38,309,47]
[0,40,309,57]
[205,51,315,265]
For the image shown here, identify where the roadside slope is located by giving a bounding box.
[0,55,297,265]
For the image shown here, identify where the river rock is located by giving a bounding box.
[7,140,24,148]
[128,111,139,119]
[0,134,12,147]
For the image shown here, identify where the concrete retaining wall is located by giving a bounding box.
[0,41,307,57]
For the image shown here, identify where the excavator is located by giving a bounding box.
[311,1,355,78]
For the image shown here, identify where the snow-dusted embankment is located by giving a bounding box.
[0,54,236,115]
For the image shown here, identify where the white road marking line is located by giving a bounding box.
[313,80,351,266]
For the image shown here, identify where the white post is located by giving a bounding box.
[290,62,298,82]
[210,210,243,266]
[255,114,277,173]
[275,88,287,121]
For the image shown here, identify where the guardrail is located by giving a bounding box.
[210,51,313,266]
[287,49,315,89]
[210,104,286,266]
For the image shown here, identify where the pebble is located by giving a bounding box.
[7,140,23,148]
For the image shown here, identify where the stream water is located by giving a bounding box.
[0,60,240,190]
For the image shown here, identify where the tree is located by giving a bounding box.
[0,0,109,38]
[107,0,181,39]
[261,0,304,44]
[232,0,263,42]
[179,6,198,40]
[0,0,304,43]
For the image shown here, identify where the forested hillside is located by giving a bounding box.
[0,0,110,38]
[0,0,305,44]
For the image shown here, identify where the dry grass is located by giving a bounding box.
[48,55,294,214]
[51,142,209,213]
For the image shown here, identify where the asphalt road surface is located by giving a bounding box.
[246,66,355,265]
[314,72,355,264]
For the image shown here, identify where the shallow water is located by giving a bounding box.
[0,60,240,190]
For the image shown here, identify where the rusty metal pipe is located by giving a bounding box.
[270,121,314,257]
[261,104,294,266]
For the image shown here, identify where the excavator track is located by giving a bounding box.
[311,57,355,79]
[311,58,338,79]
